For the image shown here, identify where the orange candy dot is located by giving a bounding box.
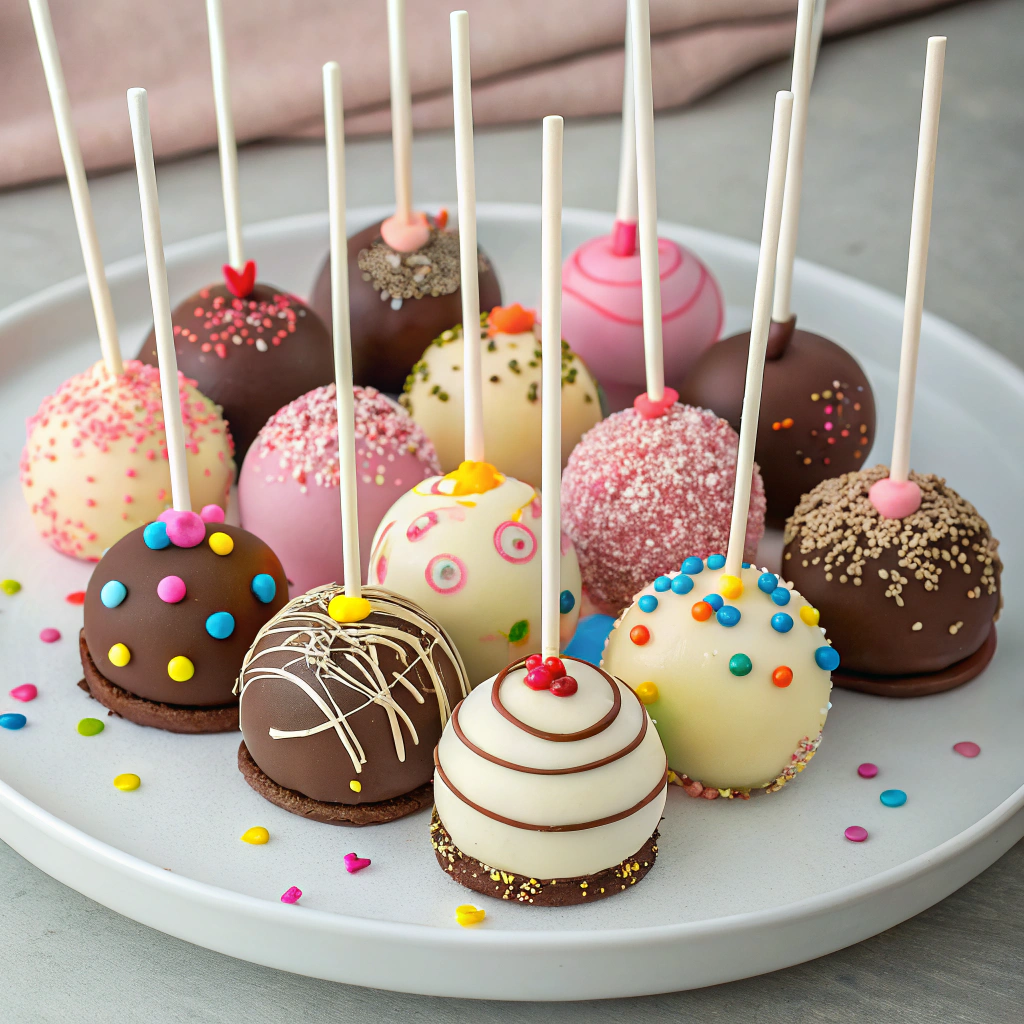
[772,666,794,688]
[691,601,714,622]
[629,625,650,646]
[782,417,794,428]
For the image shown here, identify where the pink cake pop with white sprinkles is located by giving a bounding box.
[238,384,439,592]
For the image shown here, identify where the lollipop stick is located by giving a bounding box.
[205,0,244,271]
[450,11,484,464]
[388,0,414,226]
[889,37,945,484]
[127,88,191,512]
[541,115,564,661]
[612,11,638,257]
[323,62,361,600]
[724,91,794,578]
[772,0,815,324]
[28,0,121,377]
[628,0,664,402]
[808,0,828,82]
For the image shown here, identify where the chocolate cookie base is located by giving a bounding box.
[79,630,239,734]
[237,741,434,826]
[833,625,997,697]
[430,810,658,906]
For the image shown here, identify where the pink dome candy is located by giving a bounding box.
[560,403,766,613]
[158,509,206,548]
[238,385,440,594]
[561,234,723,413]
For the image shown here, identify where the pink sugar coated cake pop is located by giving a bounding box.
[238,384,440,592]
[561,403,766,613]
[20,360,234,562]
[561,235,723,413]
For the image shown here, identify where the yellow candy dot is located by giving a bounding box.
[167,655,195,681]
[635,681,659,705]
[208,531,234,556]
[328,595,373,623]
[800,606,821,626]
[719,574,743,600]
[240,826,270,845]
[1,579,21,595]
[113,773,141,792]
[455,904,486,927]
[108,643,131,667]
[349,780,362,793]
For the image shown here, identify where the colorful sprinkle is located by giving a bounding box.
[680,556,704,575]
[208,531,234,556]
[653,576,672,593]
[113,773,141,792]
[880,789,907,808]
[77,717,104,736]
[815,645,841,671]
[108,643,131,667]
[629,625,650,645]
[638,594,658,613]
[205,612,236,640]
[100,580,128,608]
[771,613,794,633]
[240,826,270,845]
[251,574,277,603]
[1,579,21,595]
[702,594,724,612]
[706,554,726,570]
[772,666,793,688]
[550,675,578,697]
[559,589,575,613]
[157,575,186,604]
[845,825,868,843]
[691,601,714,622]
[66,591,86,605]
[953,741,981,758]
[757,572,778,594]
[770,587,791,607]
[349,780,362,793]
[0,713,27,730]
[143,521,170,549]
[280,886,302,904]
[9,684,37,702]
[327,594,372,623]
[718,574,743,599]
[456,904,486,926]
[670,574,694,595]
[716,606,741,627]
[857,762,879,779]
[167,656,195,682]
[800,606,821,626]
[635,681,659,704]
[344,852,371,873]
[729,653,752,677]
[39,628,61,643]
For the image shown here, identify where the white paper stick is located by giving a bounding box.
[809,0,827,82]
[541,115,564,661]
[890,36,945,484]
[388,0,414,225]
[323,62,362,599]
[450,12,484,464]
[615,12,638,227]
[28,0,122,377]
[205,0,244,270]
[629,0,664,402]
[724,92,794,578]
[771,0,815,324]
[127,88,191,513]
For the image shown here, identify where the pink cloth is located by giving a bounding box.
[2,0,963,189]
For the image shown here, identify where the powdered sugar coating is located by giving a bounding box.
[561,403,766,611]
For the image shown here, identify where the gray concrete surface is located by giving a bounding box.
[1,0,1021,1020]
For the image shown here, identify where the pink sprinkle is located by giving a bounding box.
[123,495,133,504]
[953,741,981,758]
[824,421,833,431]
[344,852,371,874]
[280,886,302,904]
[200,504,225,523]
[160,509,205,548]
[126,468,137,478]
[845,825,868,843]
[857,762,878,779]
[10,684,37,702]
[157,576,187,603]
[39,628,61,643]
[824,405,833,414]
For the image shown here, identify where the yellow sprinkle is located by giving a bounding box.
[800,606,820,626]
[328,595,372,623]
[1,579,21,595]
[635,681,659,705]
[108,643,131,667]
[113,773,140,792]
[240,826,270,845]
[455,904,486,926]
[349,780,362,793]
[208,531,234,556]
[719,574,743,600]
[167,655,195,681]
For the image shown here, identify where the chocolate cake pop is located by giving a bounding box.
[238,384,439,592]
[400,303,601,486]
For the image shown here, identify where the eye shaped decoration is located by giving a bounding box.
[426,554,467,595]
[407,511,440,542]
[375,555,388,585]
[494,521,538,564]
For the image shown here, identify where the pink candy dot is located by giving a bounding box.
[157,576,186,603]
[160,509,206,548]
[39,628,61,643]
[280,886,302,904]
[953,741,981,758]
[845,826,868,843]
[857,762,878,778]
[10,684,37,702]
[200,504,225,524]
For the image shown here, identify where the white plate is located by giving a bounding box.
[0,205,1020,1001]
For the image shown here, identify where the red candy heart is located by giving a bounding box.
[524,667,553,690]
[524,653,544,671]
[543,657,566,679]
[550,675,578,697]
[633,386,679,420]
[222,259,257,298]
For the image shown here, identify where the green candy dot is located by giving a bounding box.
[507,619,529,644]
[77,717,105,737]
[729,653,752,677]
[1,579,21,595]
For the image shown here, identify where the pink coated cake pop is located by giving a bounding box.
[238,384,440,593]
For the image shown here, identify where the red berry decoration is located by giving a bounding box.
[543,656,566,679]
[524,667,554,690]
[629,625,650,646]
[550,675,578,697]
[772,665,793,688]
[525,653,544,671]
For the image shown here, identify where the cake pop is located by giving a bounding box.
[307,0,500,394]
[560,11,722,413]
[432,108,667,904]
[678,0,876,525]
[236,64,469,825]
[21,0,235,562]
[135,0,333,458]
[80,89,288,733]
[238,384,439,592]
[783,39,1001,697]
[400,302,601,486]
[560,0,765,616]
[605,88,837,797]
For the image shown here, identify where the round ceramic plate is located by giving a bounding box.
[0,205,1020,1001]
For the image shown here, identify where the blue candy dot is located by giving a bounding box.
[771,613,794,633]
[653,576,672,593]
[671,574,694,595]
[717,606,741,627]
[251,574,277,604]
[680,556,704,575]
[729,653,752,676]
[559,589,576,614]
[742,562,752,569]
[703,594,724,612]
[757,572,778,594]
[143,521,170,550]
[100,580,128,609]
[205,611,236,640]
[706,553,726,570]
[770,587,792,606]
[815,645,841,671]
[880,789,907,808]
[0,713,27,731]
[638,594,659,614]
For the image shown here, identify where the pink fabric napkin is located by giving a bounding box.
[2,0,964,189]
